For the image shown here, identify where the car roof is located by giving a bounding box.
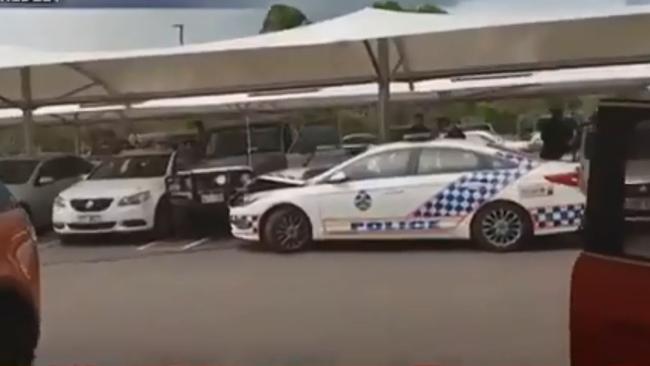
[0,153,73,162]
[367,139,500,155]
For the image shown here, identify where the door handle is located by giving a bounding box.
[384,189,404,195]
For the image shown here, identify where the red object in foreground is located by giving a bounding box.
[544,171,580,187]
[571,252,650,366]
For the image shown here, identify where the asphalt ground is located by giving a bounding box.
[34,232,581,366]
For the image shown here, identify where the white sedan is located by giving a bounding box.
[52,150,174,242]
[230,140,585,252]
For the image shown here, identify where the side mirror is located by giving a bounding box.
[328,171,348,184]
[37,176,55,186]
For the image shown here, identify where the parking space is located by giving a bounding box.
[35,233,580,366]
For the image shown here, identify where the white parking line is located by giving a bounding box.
[39,239,59,248]
[137,241,161,251]
[180,237,210,251]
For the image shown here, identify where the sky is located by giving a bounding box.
[0,0,644,51]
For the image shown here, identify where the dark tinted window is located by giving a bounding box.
[342,149,412,181]
[39,158,70,181]
[290,125,340,154]
[0,182,15,213]
[89,155,170,180]
[207,126,283,157]
[0,160,38,185]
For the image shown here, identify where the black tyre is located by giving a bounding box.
[152,198,173,240]
[471,201,533,252]
[171,205,192,238]
[262,206,312,253]
[0,290,39,366]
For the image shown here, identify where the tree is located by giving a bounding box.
[372,1,403,11]
[415,4,447,14]
[260,4,310,33]
[373,1,447,14]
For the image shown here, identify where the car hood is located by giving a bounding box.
[61,178,163,199]
[4,184,31,201]
[259,167,312,185]
[181,156,250,172]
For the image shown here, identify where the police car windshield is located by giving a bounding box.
[89,155,170,180]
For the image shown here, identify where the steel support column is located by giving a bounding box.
[376,38,391,142]
[20,67,35,156]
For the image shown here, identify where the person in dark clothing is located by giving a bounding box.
[408,113,432,134]
[445,122,467,139]
[539,108,574,160]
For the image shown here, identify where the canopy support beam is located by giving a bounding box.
[0,94,20,109]
[55,81,99,100]
[392,39,415,92]
[376,38,391,142]
[65,63,134,134]
[21,67,35,156]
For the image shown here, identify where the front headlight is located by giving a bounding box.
[118,191,151,206]
[54,196,66,209]
[214,174,227,186]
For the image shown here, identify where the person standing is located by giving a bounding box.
[539,107,573,160]
[408,113,432,134]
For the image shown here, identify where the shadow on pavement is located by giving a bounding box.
[238,233,583,254]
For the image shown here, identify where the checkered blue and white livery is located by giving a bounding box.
[530,204,585,229]
[411,153,538,218]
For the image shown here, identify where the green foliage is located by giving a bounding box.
[373,1,447,14]
[372,1,404,11]
[415,4,448,13]
[260,4,310,33]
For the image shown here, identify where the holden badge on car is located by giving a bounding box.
[354,190,372,211]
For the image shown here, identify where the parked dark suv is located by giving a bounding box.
[166,123,289,233]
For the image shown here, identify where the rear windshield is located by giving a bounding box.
[0,160,39,185]
[89,155,170,180]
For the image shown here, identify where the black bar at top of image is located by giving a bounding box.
[0,0,260,7]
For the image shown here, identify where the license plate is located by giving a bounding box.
[77,215,102,223]
[625,198,650,210]
[201,193,224,204]
[168,183,181,192]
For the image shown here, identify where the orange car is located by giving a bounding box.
[0,182,40,366]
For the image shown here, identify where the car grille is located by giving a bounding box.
[194,170,251,192]
[68,222,116,230]
[70,199,114,212]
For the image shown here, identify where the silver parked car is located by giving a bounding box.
[0,155,94,229]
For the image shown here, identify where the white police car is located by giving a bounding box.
[229,140,585,252]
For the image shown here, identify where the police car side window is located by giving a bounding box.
[342,149,411,181]
[417,148,482,175]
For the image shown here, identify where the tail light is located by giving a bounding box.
[545,171,580,187]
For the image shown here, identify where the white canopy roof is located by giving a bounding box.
[4,6,650,108]
[3,62,650,127]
